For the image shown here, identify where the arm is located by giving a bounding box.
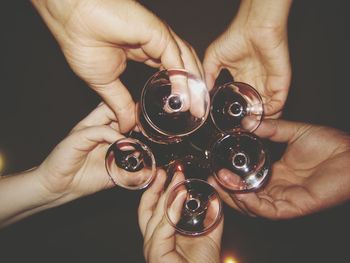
[0,168,60,227]
[0,103,122,228]
[242,0,292,29]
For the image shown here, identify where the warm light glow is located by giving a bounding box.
[0,152,5,175]
[224,256,238,263]
[176,164,183,172]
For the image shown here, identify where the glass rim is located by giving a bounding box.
[210,81,264,133]
[164,178,222,236]
[212,132,271,193]
[140,69,210,137]
[105,137,156,190]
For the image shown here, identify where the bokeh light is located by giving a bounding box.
[0,151,5,175]
[224,256,238,263]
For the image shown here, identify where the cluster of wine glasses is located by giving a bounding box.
[105,69,270,236]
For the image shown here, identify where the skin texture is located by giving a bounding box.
[209,119,350,219]
[31,0,203,132]
[138,170,223,263]
[204,0,293,117]
[0,103,122,227]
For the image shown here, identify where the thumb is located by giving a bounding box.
[254,119,311,144]
[203,45,222,90]
[91,79,136,133]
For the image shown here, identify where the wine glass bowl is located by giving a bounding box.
[210,82,263,133]
[165,179,222,236]
[137,69,210,144]
[105,138,156,190]
[211,132,270,192]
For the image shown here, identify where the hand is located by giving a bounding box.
[138,170,223,263]
[32,0,203,132]
[203,0,292,117]
[36,103,123,203]
[209,119,350,219]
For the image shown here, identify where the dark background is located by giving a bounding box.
[1,1,350,262]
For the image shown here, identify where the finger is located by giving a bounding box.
[203,45,222,90]
[144,171,185,242]
[264,111,283,119]
[71,102,117,132]
[189,45,205,79]
[203,193,222,228]
[90,79,136,133]
[109,121,120,131]
[216,168,247,191]
[207,176,245,214]
[146,185,186,261]
[144,58,162,68]
[62,125,124,152]
[148,216,180,260]
[207,213,224,246]
[147,27,191,114]
[263,95,285,117]
[170,31,208,118]
[142,24,184,70]
[209,173,257,218]
[263,70,291,116]
[170,30,202,78]
[163,187,187,231]
[254,119,311,143]
[230,194,257,217]
[138,169,167,236]
[126,48,162,68]
[234,192,279,219]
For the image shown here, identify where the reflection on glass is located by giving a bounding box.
[166,153,212,184]
[137,69,210,144]
[129,130,191,168]
[105,138,156,190]
[165,179,222,236]
[211,82,263,133]
[211,132,270,192]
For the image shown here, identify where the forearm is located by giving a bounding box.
[0,168,60,228]
[238,0,293,30]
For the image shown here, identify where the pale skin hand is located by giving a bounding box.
[0,103,123,227]
[204,0,293,117]
[138,170,223,263]
[209,119,350,219]
[31,0,204,132]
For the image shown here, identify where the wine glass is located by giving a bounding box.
[210,132,270,192]
[105,138,156,190]
[210,82,263,133]
[165,178,222,236]
[136,69,210,144]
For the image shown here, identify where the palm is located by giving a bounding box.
[259,125,350,218]
[205,25,291,116]
[39,141,113,198]
[211,121,350,219]
[67,144,113,195]
[173,235,221,263]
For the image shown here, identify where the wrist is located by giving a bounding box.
[34,164,83,207]
[238,0,292,32]
[0,167,65,227]
[31,0,80,40]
